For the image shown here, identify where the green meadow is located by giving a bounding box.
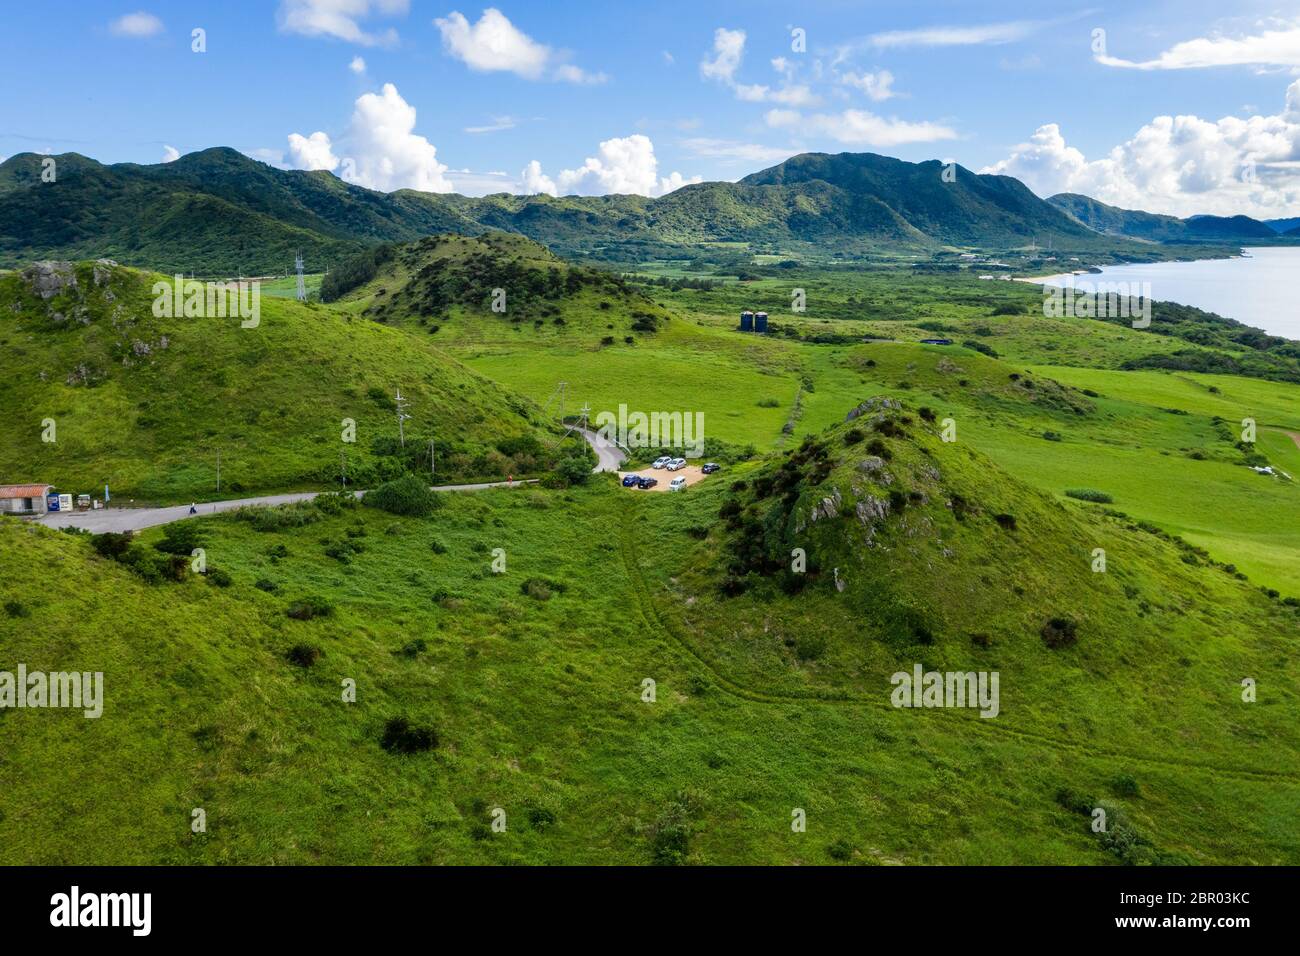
[2,236,1298,865]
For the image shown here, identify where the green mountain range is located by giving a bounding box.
[1,147,1199,275]
[1048,192,1282,242]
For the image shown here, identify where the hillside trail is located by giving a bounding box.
[613,496,1300,785]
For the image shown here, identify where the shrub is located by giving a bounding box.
[994,513,1017,530]
[521,576,567,601]
[380,716,438,754]
[1042,430,1063,442]
[553,456,592,487]
[794,632,826,662]
[90,531,134,560]
[1041,617,1078,649]
[1064,488,1113,504]
[205,567,233,588]
[429,537,449,555]
[4,600,30,618]
[865,438,892,460]
[287,596,334,620]
[155,522,204,556]
[365,474,442,517]
[757,397,780,408]
[827,838,853,861]
[286,644,322,667]
[963,339,999,358]
[254,578,279,593]
[918,407,937,422]
[1112,774,1141,798]
[844,427,865,445]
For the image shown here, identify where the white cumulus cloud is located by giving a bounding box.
[524,135,700,197]
[287,131,340,171]
[520,159,557,196]
[435,8,605,83]
[349,56,367,73]
[980,80,1300,217]
[110,12,164,37]
[161,144,180,163]
[277,0,407,47]
[286,83,453,193]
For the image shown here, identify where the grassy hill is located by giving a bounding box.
[2,396,1296,864]
[0,259,562,502]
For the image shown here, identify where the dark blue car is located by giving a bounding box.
[622,474,641,487]
[638,476,658,489]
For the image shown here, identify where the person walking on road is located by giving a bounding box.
[189,503,198,516]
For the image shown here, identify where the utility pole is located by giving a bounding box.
[295,250,306,302]
[395,388,411,448]
[216,449,221,494]
[340,450,347,488]
[429,437,436,480]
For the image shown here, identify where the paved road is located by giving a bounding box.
[576,427,627,472]
[30,429,617,535]
[32,480,538,534]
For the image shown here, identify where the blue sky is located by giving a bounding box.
[3,1,1300,215]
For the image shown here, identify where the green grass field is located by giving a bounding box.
[3,417,1297,864]
[3,241,1299,865]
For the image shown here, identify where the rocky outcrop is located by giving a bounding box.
[856,495,890,525]
[22,261,77,300]
[845,396,901,422]
[92,259,118,287]
[809,486,842,522]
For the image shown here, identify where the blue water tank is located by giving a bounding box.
[740,310,754,331]
[755,311,768,333]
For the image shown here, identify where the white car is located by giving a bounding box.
[669,476,687,491]
[666,457,687,471]
[652,456,671,469]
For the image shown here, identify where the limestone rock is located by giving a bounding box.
[22,261,77,300]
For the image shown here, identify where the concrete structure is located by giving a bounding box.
[0,484,53,515]
[754,311,769,333]
[740,310,754,332]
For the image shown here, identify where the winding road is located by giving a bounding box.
[32,480,539,534]
[30,430,622,535]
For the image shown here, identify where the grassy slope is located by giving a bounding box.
[2,418,1296,864]
[0,261,553,502]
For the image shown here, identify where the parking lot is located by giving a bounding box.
[618,464,712,492]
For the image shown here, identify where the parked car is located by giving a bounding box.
[701,462,721,474]
[637,476,658,489]
[622,474,641,487]
[652,456,671,469]
[669,476,687,491]
[666,457,687,471]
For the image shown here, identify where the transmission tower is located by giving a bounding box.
[395,388,411,447]
[542,381,568,423]
[295,250,306,301]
